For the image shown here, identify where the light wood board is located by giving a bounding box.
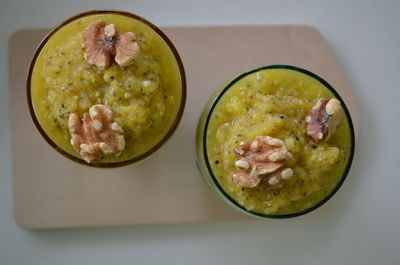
[9,26,359,229]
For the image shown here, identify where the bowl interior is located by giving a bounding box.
[27,10,186,168]
[201,64,355,218]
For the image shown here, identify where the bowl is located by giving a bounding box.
[196,65,355,218]
[27,10,186,167]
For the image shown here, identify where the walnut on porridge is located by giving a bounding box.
[68,104,125,163]
[306,98,342,142]
[233,136,293,189]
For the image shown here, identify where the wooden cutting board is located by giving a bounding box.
[9,26,359,229]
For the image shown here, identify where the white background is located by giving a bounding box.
[1,0,399,264]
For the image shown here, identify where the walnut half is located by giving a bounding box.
[82,20,140,68]
[232,136,293,189]
[306,98,343,142]
[68,104,125,163]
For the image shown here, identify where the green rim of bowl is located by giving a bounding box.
[202,64,355,219]
[27,9,187,168]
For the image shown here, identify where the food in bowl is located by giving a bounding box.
[196,65,354,217]
[28,10,186,166]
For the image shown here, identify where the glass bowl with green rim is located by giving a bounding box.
[27,10,186,168]
[196,65,355,219]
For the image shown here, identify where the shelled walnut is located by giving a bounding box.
[306,98,343,142]
[82,20,140,68]
[233,136,293,189]
[68,104,125,163]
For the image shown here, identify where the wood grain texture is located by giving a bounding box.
[9,26,359,229]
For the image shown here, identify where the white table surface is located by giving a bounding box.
[1,0,399,264]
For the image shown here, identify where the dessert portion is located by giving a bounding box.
[206,68,352,215]
[30,13,183,164]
